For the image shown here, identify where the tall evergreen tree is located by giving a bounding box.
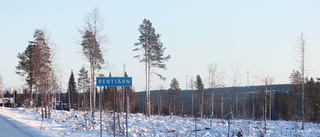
[247,93,254,119]
[288,70,302,120]
[169,78,181,115]
[254,90,265,120]
[16,44,35,98]
[195,75,204,118]
[274,91,289,120]
[16,29,51,106]
[33,29,51,107]
[305,78,320,122]
[78,66,90,108]
[103,72,113,111]
[67,70,77,109]
[80,30,104,70]
[133,19,170,116]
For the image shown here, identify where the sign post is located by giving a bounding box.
[96,77,132,137]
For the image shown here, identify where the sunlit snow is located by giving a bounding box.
[0,107,319,137]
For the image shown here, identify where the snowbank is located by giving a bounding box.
[0,107,320,137]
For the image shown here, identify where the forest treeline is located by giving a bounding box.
[3,70,320,124]
[132,73,320,123]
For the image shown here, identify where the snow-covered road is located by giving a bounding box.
[0,114,33,137]
[0,108,56,137]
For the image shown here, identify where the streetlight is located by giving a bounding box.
[185,75,188,90]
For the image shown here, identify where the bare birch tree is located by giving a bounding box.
[254,75,273,135]
[296,32,306,130]
[208,63,224,119]
[228,64,241,119]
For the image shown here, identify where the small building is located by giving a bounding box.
[23,99,35,108]
[0,98,14,107]
[53,101,62,110]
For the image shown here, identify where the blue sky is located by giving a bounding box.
[1,1,319,92]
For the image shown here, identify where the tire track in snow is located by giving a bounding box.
[0,114,33,137]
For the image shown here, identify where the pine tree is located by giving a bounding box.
[16,44,35,99]
[80,30,104,70]
[208,63,224,119]
[133,19,170,116]
[80,8,106,114]
[16,29,51,106]
[33,29,51,107]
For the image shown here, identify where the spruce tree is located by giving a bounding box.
[103,72,113,111]
[169,78,181,115]
[195,75,204,118]
[78,66,90,108]
[289,70,302,120]
[67,70,77,109]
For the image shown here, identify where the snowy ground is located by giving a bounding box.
[0,107,320,137]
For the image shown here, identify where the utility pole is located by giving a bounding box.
[190,77,194,117]
[99,86,102,137]
[186,75,188,90]
[113,87,116,137]
[125,87,128,137]
[247,70,249,87]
